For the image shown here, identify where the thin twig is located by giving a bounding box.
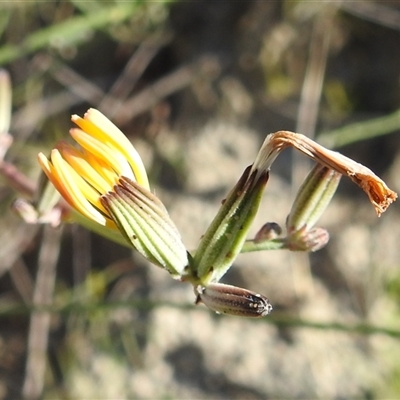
[114,57,219,125]
[11,91,83,145]
[71,224,91,296]
[22,225,63,400]
[0,221,38,278]
[0,161,36,198]
[49,60,104,105]
[296,11,333,139]
[8,258,34,305]
[99,33,172,118]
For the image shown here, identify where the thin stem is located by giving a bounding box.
[240,238,287,253]
[2,299,399,338]
[317,108,400,149]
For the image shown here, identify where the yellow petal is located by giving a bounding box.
[38,152,76,208]
[82,149,119,187]
[72,109,150,189]
[69,128,134,180]
[56,142,112,195]
[50,149,109,225]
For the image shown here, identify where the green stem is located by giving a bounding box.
[0,3,138,66]
[317,108,400,148]
[240,238,287,253]
[2,300,399,338]
[268,314,400,338]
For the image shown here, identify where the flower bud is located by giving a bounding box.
[101,176,188,279]
[286,164,341,233]
[191,166,269,284]
[195,283,273,317]
[286,226,330,252]
[254,222,282,242]
[12,176,63,227]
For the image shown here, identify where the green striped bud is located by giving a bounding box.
[287,164,341,233]
[191,166,269,284]
[101,176,188,279]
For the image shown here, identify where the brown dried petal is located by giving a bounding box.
[253,131,397,216]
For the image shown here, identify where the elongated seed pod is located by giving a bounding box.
[195,283,273,317]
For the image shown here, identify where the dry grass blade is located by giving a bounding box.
[46,52,213,130]
[296,10,333,138]
[341,1,400,31]
[49,59,104,105]
[0,161,36,197]
[292,8,334,301]
[11,91,84,144]
[114,57,219,125]
[99,34,172,118]
[22,225,63,400]
[9,258,34,305]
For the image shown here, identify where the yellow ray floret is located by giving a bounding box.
[72,108,149,189]
[69,128,134,180]
[82,149,118,187]
[38,108,149,233]
[44,149,110,225]
[55,142,113,195]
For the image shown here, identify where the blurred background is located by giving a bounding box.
[1,1,400,399]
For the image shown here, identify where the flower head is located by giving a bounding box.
[38,108,188,278]
[38,108,149,229]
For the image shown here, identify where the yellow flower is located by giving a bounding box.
[38,108,149,229]
[38,108,188,278]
